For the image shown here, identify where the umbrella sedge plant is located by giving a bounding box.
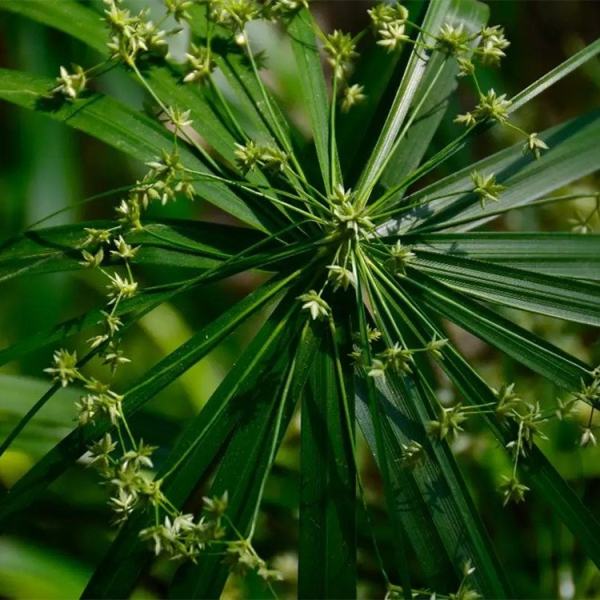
[0,0,599,597]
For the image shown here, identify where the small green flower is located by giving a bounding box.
[110,235,139,260]
[379,342,414,373]
[203,491,229,516]
[80,247,105,269]
[166,106,193,133]
[107,272,138,302]
[427,404,468,441]
[54,65,87,99]
[368,3,408,30]
[103,342,131,374]
[388,241,415,275]
[476,25,510,66]
[328,183,353,205]
[472,89,511,123]
[209,0,261,38]
[426,336,449,360]
[454,111,477,127]
[499,474,529,506]
[470,170,504,207]
[298,290,330,320]
[234,141,287,172]
[457,56,475,77]
[493,382,523,418]
[341,83,366,112]
[184,44,215,84]
[523,132,549,159]
[436,22,471,57]
[324,30,358,81]
[376,21,410,52]
[332,202,374,238]
[327,265,356,291]
[164,0,193,22]
[44,349,80,387]
[580,427,597,447]
[399,440,425,469]
[82,227,113,247]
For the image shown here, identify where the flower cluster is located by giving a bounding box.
[492,384,549,505]
[427,403,468,441]
[234,141,288,173]
[183,44,216,84]
[368,342,414,378]
[470,170,504,208]
[324,30,358,82]
[53,65,87,100]
[117,149,195,230]
[387,241,415,276]
[434,21,509,71]
[103,0,167,65]
[368,3,410,53]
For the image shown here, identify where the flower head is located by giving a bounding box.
[470,170,504,207]
[44,349,80,387]
[523,132,549,159]
[341,84,366,112]
[184,44,215,84]
[324,30,358,81]
[499,474,529,506]
[298,290,330,321]
[54,65,87,99]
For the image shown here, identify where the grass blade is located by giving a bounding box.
[170,319,318,599]
[411,252,600,325]
[288,8,340,194]
[298,317,356,598]
[402,274,590,389]
[0,68,265,229]
[387,109,600,234]
[0,272,300,526]
[380,0,489,190]
[83,291,311,598]
[404,232,600,280]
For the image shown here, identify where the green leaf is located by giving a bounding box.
[0,220,264,282]
[355,0,458,205]
[411,251,600,325]
[83,291,311,599]
[355,383,457,590]
[384,371,510,598]
[404,232,600,280]
[337,42,403,180]
[0,272,299,527]
[170,319,318,599]
[380,0,489,190]
[0,236,316,369]
[384,291,600,571]
[388,109,600,233]
[0,68,265,230]
[0,0,106,52]
[359,280,510,597]
[378,39,600,214]
[401,273,590,389]
[298,318,356,599]
[288,8,339,194]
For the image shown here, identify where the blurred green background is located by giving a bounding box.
[1,1,600,598]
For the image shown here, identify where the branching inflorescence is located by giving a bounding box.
[38,0,600,596]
